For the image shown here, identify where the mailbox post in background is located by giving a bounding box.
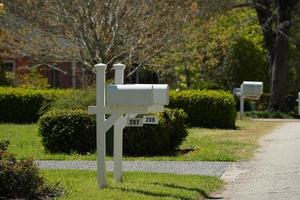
[297,92,300,116]
[235,81,263,119]
[88,63,169,188]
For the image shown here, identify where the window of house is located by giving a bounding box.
[1,60,15,72]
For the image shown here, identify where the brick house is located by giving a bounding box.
[1,57,87,88]
[1,12,87,88]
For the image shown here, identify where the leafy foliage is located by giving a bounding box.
[0,140,63,199]
[224,37,268,88]
[169,90,236,128]
[124,109,187,156]
[49,87,95,111]
[155,8,266,90]
[16,67,50,89]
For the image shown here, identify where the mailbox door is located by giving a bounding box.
[138,84,169,105]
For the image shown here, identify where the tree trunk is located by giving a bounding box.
[268,30,290,111]
[254,0,293,112]
[268,1,291,111]
[184,65,191,88]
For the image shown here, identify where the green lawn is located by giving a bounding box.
[0,120,278,161]
[43,170,223,200]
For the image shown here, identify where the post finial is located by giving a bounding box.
[95,63,107,71]
[113,63,126,70]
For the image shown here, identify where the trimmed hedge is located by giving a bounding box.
[38,109,187,155]
[38,110,97,154]
[168,90,236,128]
[0,87,69,123]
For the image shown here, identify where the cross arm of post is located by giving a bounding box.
[88,106,123,132]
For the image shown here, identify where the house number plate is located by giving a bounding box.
[143,116,159,124]
[127,117,143,127]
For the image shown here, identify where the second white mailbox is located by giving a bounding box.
[241,81,263,100]
[106,84,169,107]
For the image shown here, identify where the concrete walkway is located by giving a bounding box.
[214,122,300,200]
[36,160,231,177]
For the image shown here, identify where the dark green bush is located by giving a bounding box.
[38,110,97,154]
[245,111,295,119]
[0,140,63,199]
[0,87,69,123]
[38,109,187,156]
[123,108,188,156]
[168,90,236,128]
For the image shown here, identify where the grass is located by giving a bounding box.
[0,120,278,161]
[43,170,223,200]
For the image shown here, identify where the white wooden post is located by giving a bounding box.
[95,63,107,188]
[298,92,300,116]
[88,62,169,188]
[240,95,244,119]
[112,63,126,182]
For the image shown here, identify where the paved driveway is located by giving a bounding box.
[216,122,300,200]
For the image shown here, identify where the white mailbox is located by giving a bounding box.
[106,84,169,107]
[88,63,170,188]
[241,81,263,100]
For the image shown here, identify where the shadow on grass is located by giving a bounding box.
[124,148,195,158]
[168,148,195,156]
[149,182,224,199]
[112,180,223,200]
[114,187,191,200]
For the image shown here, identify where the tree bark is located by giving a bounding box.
[268,1,291,111]
[253,0,294,111]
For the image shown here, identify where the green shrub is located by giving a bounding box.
[245,111,295,119]
[123,108,188,156]
[38,110,97,154]
[0,87,69,123]
[38,109,188,156]
[168,90,236,128]
[0,140,63,199]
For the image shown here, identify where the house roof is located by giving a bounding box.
[0,11,80,61]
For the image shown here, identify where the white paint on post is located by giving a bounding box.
[240,95,244,119]
[112,63,126,183]
[113,119,124,182]
[298,92,300,116]
[95,63,107,188]
[113,63,126,84]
